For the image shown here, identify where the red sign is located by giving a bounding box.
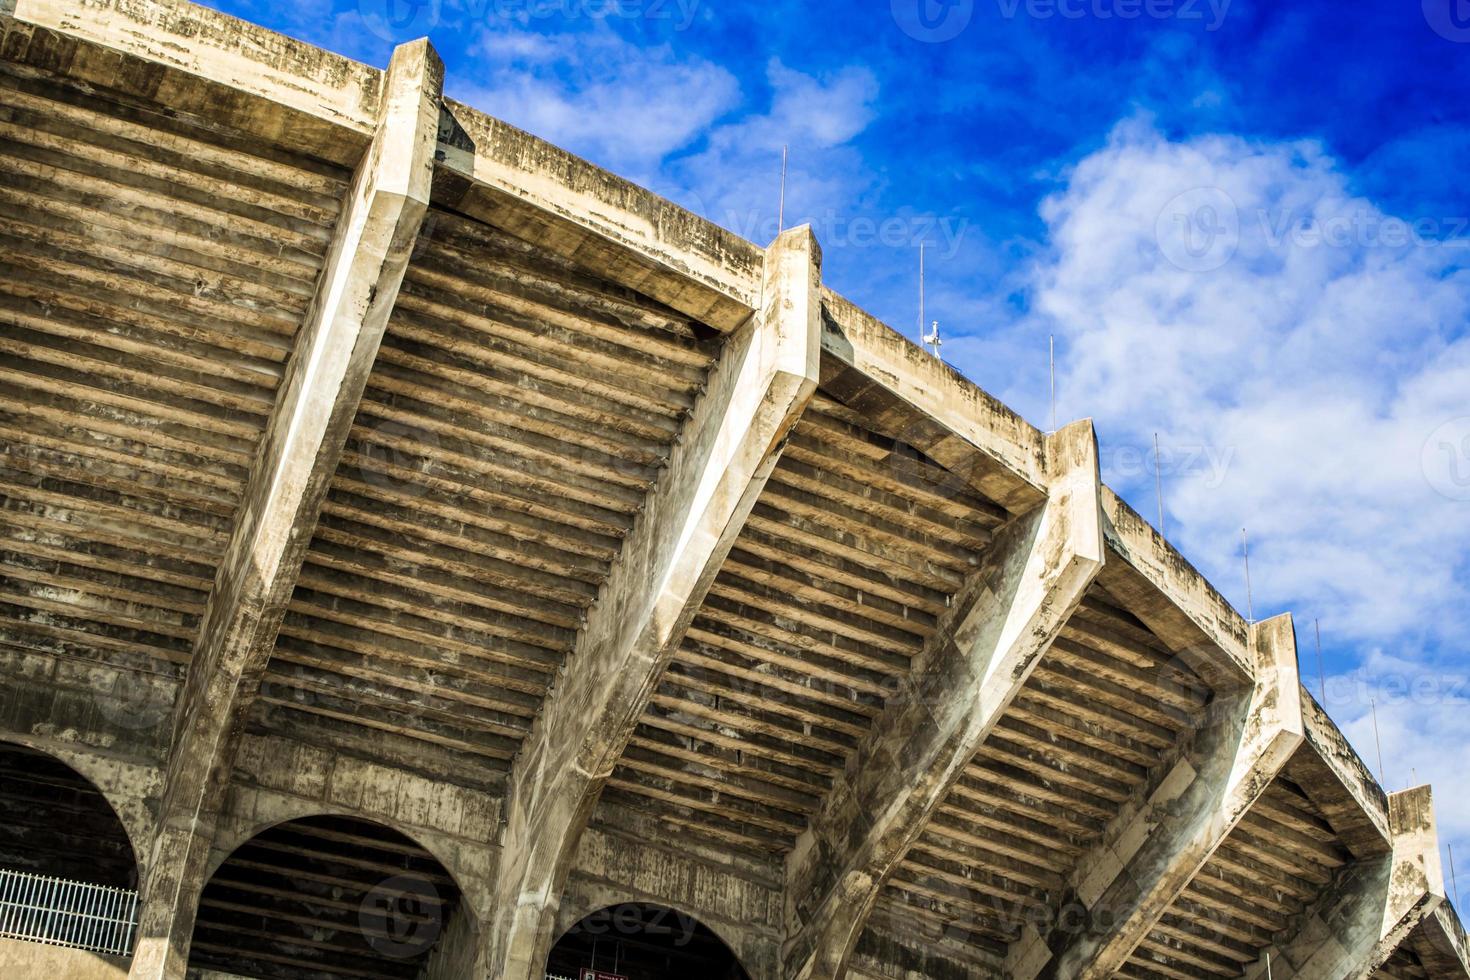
[579,971,628,980]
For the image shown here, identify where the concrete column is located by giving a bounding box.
[126,40,442,980]
[780,419,1106,980]
[1246,784,1450,979]
[483,227,823,980]
[1013,613,1305,980]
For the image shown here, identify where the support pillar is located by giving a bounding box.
[781,419,1106,980]
[126,40,441,979]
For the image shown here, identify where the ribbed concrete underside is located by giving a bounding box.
[0,2,1463,979]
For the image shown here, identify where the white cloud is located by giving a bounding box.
[454,25,740,179]
[985,119,1470,859]
[1004,119,1470,644]
[670,60,880,242]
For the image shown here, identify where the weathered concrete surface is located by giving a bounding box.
[126,39,441,980]
[818,289,1047,512]
[1246,785,1447,979]
[1018,613,1305,980]
[484,226,822,980]
[1,0,376,164]
[0,938,129,978]
[0,729,161,885]
[1099,487,1253,685]
[0,4,1466,980]
[781,419,1104,980]
[436,101,763,332]
[4,0,766,329]
[1298,690,1393,856]
[213,732,499,914]
[557,800,787,980]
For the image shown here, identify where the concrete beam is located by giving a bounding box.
[1,0,379,165]
[125,39,441,980]
[3,0,766,329]
[781,418,1106,980]
[483,226,823,980]
[1016,613,1305,980]
[1098,487,1253,687]
[818,288,1048,513]
[1419,902,1470,978]
[1246,785,1450,979]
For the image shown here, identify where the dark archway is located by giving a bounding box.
[0,741,142,957]
[0,742,137,888]
[188,814,462,980]
[546,903,751,980]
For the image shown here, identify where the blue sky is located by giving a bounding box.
[205,0,1470,879]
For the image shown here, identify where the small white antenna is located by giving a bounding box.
[1241,528,1254,623]
[1314,619,1326,704]
[1266,952,1273,980]
[778,145,788,233]
[918,242,926,346]
[1153,432,1165,536]
[1371,697,1386,787]
[1049,334,1057,434]
[923,319,943,358]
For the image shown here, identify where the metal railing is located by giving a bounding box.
[0,868,138,957]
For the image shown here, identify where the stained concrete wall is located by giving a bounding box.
[557,800,785,980]
[0,937,129,978]
[217,733,501,917]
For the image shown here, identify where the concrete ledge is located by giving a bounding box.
[1099,487,1252,687]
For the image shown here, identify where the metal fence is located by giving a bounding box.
[0,868,138,957]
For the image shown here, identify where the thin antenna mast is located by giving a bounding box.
[1371,698,1387,787]
[1049,335,1056,434]
[1241,528,1254,623]
[918,242,926,346]
[1313,619,1326,704]
[1451,843,1460,909]
[778,145,788,233]
[1153,433,1166,536]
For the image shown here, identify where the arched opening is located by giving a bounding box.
[546,903,750,980]
[0,741,141,957]
[189,814,462,980]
